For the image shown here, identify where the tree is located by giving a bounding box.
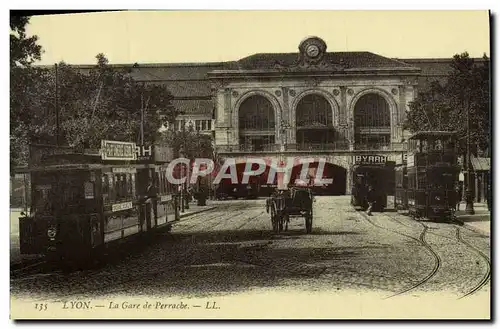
[10,15,42,67]
[50,54,179,149]
[160,124,215,160]
[404,52,490,156]
[10,15,44,173]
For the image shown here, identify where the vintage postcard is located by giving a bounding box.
[9,10,491,320]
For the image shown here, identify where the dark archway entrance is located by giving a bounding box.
[289,162,347,195]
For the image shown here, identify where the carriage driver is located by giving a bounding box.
[366,184,376,216]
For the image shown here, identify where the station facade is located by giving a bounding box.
[208,36,420,194]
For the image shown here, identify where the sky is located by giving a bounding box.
[24,10,491,66]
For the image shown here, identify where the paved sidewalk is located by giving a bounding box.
[454,202,491,235]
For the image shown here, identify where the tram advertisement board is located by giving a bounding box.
[136,145,174,162]
[101,140,137,161]
[353,155,387,165]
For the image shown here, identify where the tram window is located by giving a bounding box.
[121,174,128,200]
[126,173,132,196]
[155,172,160,193]
[114,175,120,200]
[131,173,136,198]
[102,174,110,204]
[115,174,126,201]
[162,171,167,194]
[106,174,114,202]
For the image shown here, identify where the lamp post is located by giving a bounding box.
[465,100,475,215]
[279,120,291,189]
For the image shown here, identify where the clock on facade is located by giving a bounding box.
[306,45,320,58]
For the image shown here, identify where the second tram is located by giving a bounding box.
[405,131,460,221]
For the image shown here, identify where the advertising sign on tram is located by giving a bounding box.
[101,140,137,161]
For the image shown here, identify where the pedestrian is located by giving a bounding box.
[455,182,462,211]
[366,185,376,216]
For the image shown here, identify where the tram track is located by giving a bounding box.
[456,228,491,298]
[10,260,49,279]
[355,209,441,299]
[378,210,491,299]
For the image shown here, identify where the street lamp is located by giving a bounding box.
[465,100,475,215]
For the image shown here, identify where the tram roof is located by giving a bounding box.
[408,131,457,140]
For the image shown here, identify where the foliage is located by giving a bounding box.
[10,16,180,172]
[159,124,215,160]
[404,52,490,156]
[10,15,42,67]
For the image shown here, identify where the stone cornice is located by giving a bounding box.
[207,67,421,80]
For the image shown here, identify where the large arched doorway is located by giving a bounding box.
[353,93,391,149]
[295,94,338,150]
[238,95,276,151]
[289,162,347,195]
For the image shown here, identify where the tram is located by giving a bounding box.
[17,140,179,264]
[350,155,394,212]
[406,131,459,221]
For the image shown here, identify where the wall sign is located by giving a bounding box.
[353,155,388,165]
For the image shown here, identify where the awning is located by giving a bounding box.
[471,157,490,172]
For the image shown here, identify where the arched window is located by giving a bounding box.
[296,94,332,128]
[238,95,276,151]
[295,94,338,149]
[353,93,391,148]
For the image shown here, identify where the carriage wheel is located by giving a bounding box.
[278,215,284,232]
[270,207,279,233]
[271,215,279,233]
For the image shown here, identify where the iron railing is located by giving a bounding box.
[217,142,408,153]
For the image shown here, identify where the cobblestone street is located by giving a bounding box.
[11,196,491,307]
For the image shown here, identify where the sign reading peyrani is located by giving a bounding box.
[166,157,333,187]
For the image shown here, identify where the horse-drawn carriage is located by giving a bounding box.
[265,187,315,234]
